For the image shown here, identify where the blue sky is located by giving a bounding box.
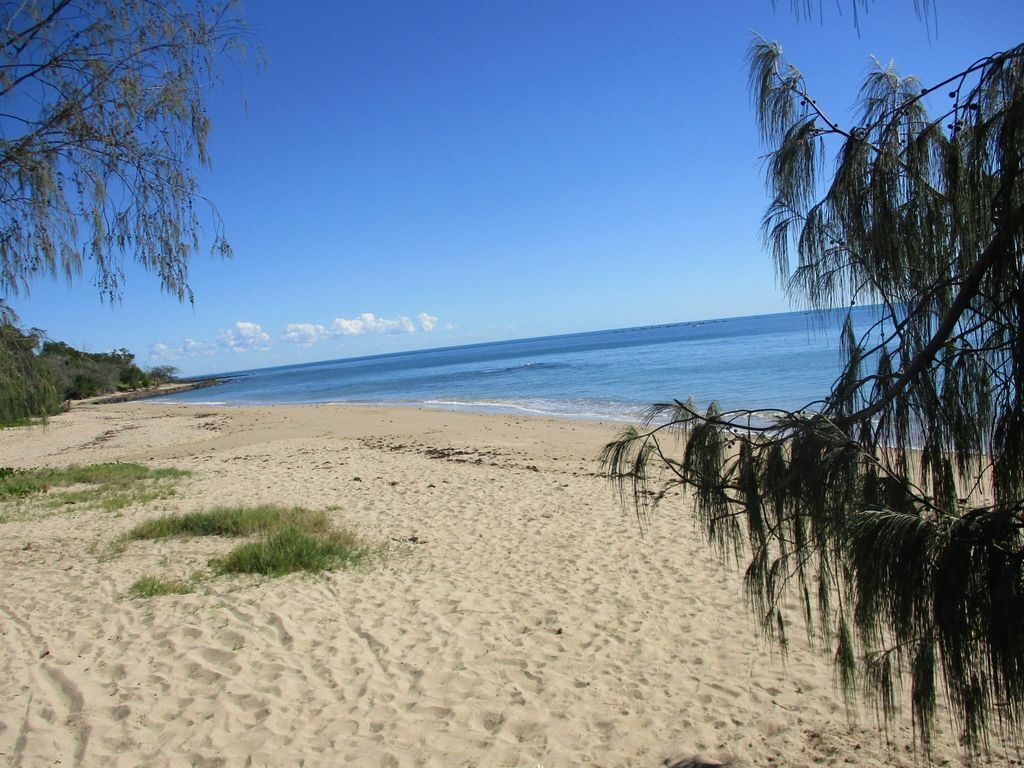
[10,1,1024,376]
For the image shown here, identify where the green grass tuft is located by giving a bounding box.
[0,463,188,500]
[1,463,189,522]
[117,505,375,583]
[0,416,47,429]
[126,505,329,541]
[0,467,45,499]
[210,524,370,577]
[128,575,193,598]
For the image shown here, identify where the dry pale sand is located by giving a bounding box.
[0,402,989,767]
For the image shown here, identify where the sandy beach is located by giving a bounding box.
[0,402,985,766]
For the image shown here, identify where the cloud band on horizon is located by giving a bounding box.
[283,312,439,346]
[150,312,442,361]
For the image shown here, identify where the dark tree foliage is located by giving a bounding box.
[603,40,1024,752]
[0,321,60,423]
[0,0,249,303]
[39,340,151,399]
[145,365,179,385]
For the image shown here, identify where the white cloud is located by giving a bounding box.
[444,322,457,331]
[331,313,373,336]
[148,321,270,365]
[149,337,215,362]
[376,315,416,334]
[183,338,214,355]
[150,309,444,365]
[283,323,327,346]
[149,341,176,360]
[329,312,418,336]
[218,321,271,353]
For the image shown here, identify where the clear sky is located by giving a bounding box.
[9,1,1024,376]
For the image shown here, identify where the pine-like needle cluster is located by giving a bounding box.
[604,40,1024,753]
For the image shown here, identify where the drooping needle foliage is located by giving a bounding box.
[603,39,1024,752]
[0,0,251,304]
[0,318,59,424]
[0,1,250,423]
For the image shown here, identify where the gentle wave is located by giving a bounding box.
[164,400,229,407]
[421,398,641,422]
[479,361,568,375]
[158,307,879,420]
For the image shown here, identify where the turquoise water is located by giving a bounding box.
[162,307,876,421]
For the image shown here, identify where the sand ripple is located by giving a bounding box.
[0,404,997,766]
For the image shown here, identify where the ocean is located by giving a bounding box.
[161,306,878,422]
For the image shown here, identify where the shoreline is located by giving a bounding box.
[0,401,985,766]
[143,394,797,434]
[146,394,644,426]
[70,377,226,407]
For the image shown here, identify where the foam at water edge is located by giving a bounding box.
[421,398,642,422]
[142,400,229,407]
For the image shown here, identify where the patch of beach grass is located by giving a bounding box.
[0,416,47,430]
[2,463,185,496]
[0,463,189,520]
[42,484,179,513]
[211,524,370,577]
[118,505,376,583]
[128,575,194,598]
[126,505,329,541]
[0,466,49,499]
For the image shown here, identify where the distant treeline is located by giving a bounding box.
[0,323,178,426]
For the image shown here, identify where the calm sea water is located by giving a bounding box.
[162,307,879,422]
